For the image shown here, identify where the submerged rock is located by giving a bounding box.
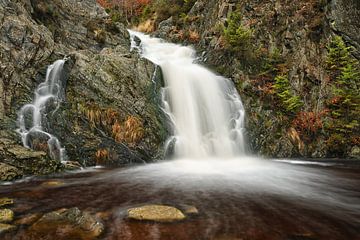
[0,209,14,223]
[14,213,42,226]
[41,181,65,187]
[30,207,104,239]
[0,198,14,208]
[181,205,199,215]
[0,223,16,234]
[127,204,186,222]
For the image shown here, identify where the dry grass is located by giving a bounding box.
[78,103,144,146]
[135,19,156,33]
[188,30,200,43]
[95,149,109,165]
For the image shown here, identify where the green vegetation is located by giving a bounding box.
[325,36,360,155]
[100,0,197,26]
[222,11,253,53]
[274,75,303,113]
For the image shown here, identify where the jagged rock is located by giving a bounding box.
[0,198,14,207]
[0,223,16,234]
[349,146,360,159]
[0,163,23,181]
[6,146,47,160]
[0,209,14,223]
[30,207,104,239]
[0,0,166,175]
[127,204,186,222]
[328,0,360,58]
[63,161,82,170]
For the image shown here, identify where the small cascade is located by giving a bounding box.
[129,30,246,159]
[17,59,67,161]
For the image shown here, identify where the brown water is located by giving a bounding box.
[1,158,359,240]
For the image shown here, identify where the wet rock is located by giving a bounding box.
[0,137,63,177]
[0,223,16,234]
[0,0,166,174]
[181,205,199,215]
[127,204,186,222]
[349,146,360,159]
[0,163,23,181]
[41,181,65,187]
[177,204,199,215]
[14,213,42,225]
[30,207,104,239]
[6,146,47,160]
[0,209,14,223]
[0,198,14,207]
[63,161,82,170]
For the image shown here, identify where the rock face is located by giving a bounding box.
[0,0,166,178]
[0,163,23,181]
[154,0,360,159]
[127,204,186,222]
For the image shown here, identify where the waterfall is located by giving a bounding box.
[129,31,246,159]
[17,59,67,161]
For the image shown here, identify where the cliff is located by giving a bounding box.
[0,0,166,180]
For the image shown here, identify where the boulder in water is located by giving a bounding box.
[0,223,16,234]
[30,207,104,239]
[180,204,199,215]
[127,204,186,222]
[14,213,42,226]
[0,198,14,207]
[0,209,14,223]
[41,181,65,187]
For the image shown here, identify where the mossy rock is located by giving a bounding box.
[0,198,14,208]
[0,209,14,223]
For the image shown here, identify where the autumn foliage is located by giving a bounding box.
[97,0,151,18]
[292,111,327,142]
[78,103,144,146]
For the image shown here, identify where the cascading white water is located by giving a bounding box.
[129,31,246,159]
[17,59,67,161]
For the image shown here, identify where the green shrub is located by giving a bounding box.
[325,35,360,156]
[274,75,303,113]
[223,11,253,52]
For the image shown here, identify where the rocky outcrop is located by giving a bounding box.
[0,0,166,179]
[154,0,360,159]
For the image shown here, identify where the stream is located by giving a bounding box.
[1,159,359,239]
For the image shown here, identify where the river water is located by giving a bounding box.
[1,159,359,239]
